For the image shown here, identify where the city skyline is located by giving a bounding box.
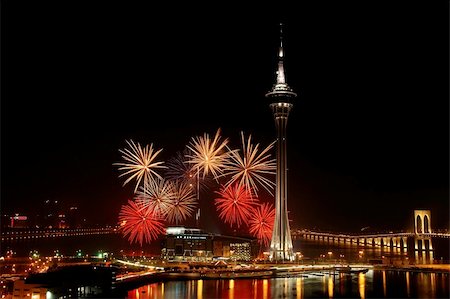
[2,2,448,233]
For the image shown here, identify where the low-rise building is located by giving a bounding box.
[12,279,47,299]
[161,226,257,262]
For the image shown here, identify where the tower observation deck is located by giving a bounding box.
[266,23,297,262]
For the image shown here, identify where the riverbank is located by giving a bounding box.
[113,263,450,297]
[374,263,450,273]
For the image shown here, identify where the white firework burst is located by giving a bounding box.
[135,177,174,217]
[166,180,197,225]
[222,132,276,195]
[114,139,166,193]
[186,128,230,180]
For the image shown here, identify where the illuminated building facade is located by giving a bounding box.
[9,214,28,228]
[41,200,61,229]
[229,243,251,261]
[266,24,297,261]
[12,280,47,299]
[161,226,256,262]
[67,206,81,229]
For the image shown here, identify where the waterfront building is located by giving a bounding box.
[9,214,28,228]
[67,206,81,229]
[161,226,257,262]
[12,279,47,299]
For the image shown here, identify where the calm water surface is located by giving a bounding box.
[127,270,450,298]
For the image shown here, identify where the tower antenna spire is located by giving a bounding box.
[276,22,287,84]
[279,22,284,58]
[266,23,296,98]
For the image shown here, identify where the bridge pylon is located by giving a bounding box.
[414,210,433,251]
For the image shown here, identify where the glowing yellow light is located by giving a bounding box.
[263,279,268,299]
[296,277,302,299]
[229,279,235,299]
[197,279,203,299]
[328,276,334,298]
[358,273,365,299]
[406,272,410,297]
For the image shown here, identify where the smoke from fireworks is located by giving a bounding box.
[165,149,212,192]
[223,132,276,195]
[135,177,174,217]
[214,183,257,228]
[248,202,275,246]
[118,200,165,246]
[186,128,230,180]
[165,149,196,184]
[114,140,166,193]
[166,180,197,224]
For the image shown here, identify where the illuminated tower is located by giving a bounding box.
[266,23,297,261]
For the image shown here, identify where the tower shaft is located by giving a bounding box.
[269,103,294,261]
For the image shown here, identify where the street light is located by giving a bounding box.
[327,251,333,264]
[295,252,303,263]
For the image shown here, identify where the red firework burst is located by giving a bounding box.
[214,183,257,228]
[118,200,165,246]
[248,202,275,246]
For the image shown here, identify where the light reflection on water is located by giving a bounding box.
[358,272,365,299]
[328,275,333,298]
[262,278,268,299]
[127,270,449,298]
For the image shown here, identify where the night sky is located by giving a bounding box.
[2,2,448,233]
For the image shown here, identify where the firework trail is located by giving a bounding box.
[248,202,275,246]
[223,132,276,196]
[186,128,230,181]
[114,140,166,193]
[166,180,197,225]
[118,200,165,246]
[214,183,257,228]
[135,177,174,218]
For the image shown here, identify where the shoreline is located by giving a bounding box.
[374,263,450,273]
[5,262,448,298]
[114,263,450,289]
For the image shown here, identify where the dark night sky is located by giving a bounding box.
[2,2,448,233]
